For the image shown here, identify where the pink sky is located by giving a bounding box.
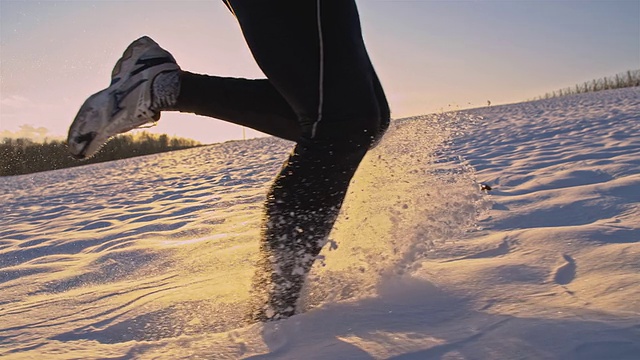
[1,0,638,143]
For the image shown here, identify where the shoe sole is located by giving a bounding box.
[68,37,177,159]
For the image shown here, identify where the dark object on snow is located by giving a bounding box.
[480,183,492,191]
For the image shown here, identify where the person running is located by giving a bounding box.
[67,0,389,321]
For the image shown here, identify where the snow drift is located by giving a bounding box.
[1,88,639,359]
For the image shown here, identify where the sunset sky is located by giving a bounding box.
[1,0,639,144]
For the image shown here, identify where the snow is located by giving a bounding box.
[1,88,639,359]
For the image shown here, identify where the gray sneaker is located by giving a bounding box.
[67,36,179,159]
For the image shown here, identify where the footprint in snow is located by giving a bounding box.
[553,254,576,286]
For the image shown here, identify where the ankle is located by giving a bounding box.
[151,70,181,111]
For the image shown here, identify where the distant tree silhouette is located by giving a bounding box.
[0,132,202,176]
[534,69,639,100]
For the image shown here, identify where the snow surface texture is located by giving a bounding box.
[1,88,639,359]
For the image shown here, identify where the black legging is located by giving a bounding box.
[175,0,389,321]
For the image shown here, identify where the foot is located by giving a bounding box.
[67,36,179,159]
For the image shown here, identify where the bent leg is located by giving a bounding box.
[173,0,390,144]
[228,0,387,140]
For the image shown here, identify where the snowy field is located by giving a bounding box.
[1,88,639,359]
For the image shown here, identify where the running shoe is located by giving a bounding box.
[67,36,179,159]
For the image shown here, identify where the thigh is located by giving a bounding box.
[226,0,383,140]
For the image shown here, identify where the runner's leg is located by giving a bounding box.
[172,0,390,143]
[175,74,301,141]
[225,0,390,320]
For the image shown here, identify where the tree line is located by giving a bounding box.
[534,69,639,100]
[1,132,201,177]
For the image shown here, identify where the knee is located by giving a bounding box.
[369,116,389,148]
[306,114,389,150]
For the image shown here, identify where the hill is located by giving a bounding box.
[1,88,638,359]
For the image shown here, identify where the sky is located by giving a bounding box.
[1,0,639,144]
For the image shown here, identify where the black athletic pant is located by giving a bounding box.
[175,0,389,321]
